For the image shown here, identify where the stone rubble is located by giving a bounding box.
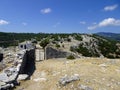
[78,84,94,90]
[0,48,27,89]
[33,78,47,82]
[17,74,29,81]
[59,74,80,86]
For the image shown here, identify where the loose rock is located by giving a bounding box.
[59,74,80,86]
[78,84,93,90]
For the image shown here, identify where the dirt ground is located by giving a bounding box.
[15,58,120,90]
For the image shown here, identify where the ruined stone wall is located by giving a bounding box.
[19,51,27,74]
[25,49,35,75]
[0,48,35,89]
[19,49,35,74]
[45,47,70,59]
[0,53,3,62]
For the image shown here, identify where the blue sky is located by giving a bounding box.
[0,0,120,33]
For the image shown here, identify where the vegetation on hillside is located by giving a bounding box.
[40,39,49,49]
[0,32,120,59]
[67,55,75,60]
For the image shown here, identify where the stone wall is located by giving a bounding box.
[0,48,35,89]
[19,49,35,75]
[45,47,70,59]
[0,53,3,62]
[24,49,35,76]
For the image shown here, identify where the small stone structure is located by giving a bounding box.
[19,41,34,50]
[35,44,44,61]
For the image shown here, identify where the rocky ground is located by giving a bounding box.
[15,58,120,90]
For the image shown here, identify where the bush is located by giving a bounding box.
[77,44,92,57]
[67,38,71,42]
[40,39,49,49]
[62,44,64,48]
[70,46,77,52]
[74,35,82,41]
[55,44,60,48]
[67,55,75,60]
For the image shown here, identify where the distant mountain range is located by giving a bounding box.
[96,32,120,41]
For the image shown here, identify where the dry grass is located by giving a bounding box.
[15,58,120,90]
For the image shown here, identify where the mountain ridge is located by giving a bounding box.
[96,32,120,41]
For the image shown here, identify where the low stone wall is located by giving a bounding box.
[45,47,70,59]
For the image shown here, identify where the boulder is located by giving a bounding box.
[0,81,6,86]
[17,74,29,81]
[59,74,80,86]
[78,84,93,90]
[33,78,47,82]
[0,73,8,81]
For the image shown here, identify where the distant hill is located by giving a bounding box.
[0,32,120,58]
[96,32,120,41]
[40,33,120,59]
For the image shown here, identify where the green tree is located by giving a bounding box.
[40,39,49,49]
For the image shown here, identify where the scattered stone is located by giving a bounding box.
[52,71,60,76]
[4,67,17,76]
[102,78,105,81]
[99,63,108,68]
[71,74,80,81]
[40,71,46,77]
[84,79,91,83]
[0,62,6,71]
[117,82,120,85]
[33,78,47,82]
[0,81,6,86]
[0,73,8,81]
[17,74,29,81]
[78,84,93,90]
[59,74,80,86]
[0,83,13,89]
[115,69,120,73]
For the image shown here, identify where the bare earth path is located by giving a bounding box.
[15,58,120,90]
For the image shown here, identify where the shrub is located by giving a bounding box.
[40,39,49,49]
[70,46,77,52]
[74,35,82,41]
[67,55,75,60]
[77,44,92,57]
[62,45,64,48]
[55,44,60,48]
[67,38,71,42]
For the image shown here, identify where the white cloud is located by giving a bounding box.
[88,18,120,30]
[104,4,118,11]
[92,22,97,25]
[88,26,97,30]
[41,8,52,14]
[0,20,9,25]
[80,21,86,25]
[53,22,61,28]
[22,22,27,26]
